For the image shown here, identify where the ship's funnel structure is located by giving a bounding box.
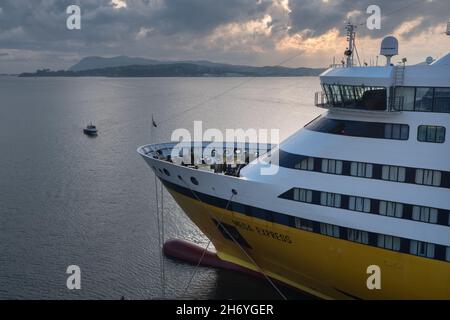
[380,36,399,66]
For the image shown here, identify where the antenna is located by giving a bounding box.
[380,36,399,66]
[344,22,356,67]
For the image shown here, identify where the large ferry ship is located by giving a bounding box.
[138,24,450,299]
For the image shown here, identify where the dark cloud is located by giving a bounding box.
[288,0,450,38]
[0,0,449,73]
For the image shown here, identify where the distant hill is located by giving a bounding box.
[69,56,163,71]
[20,56,325,78]
[69,55,256,72]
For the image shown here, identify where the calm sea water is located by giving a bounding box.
[0,76,321,300]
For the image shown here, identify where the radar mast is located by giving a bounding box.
[345,22,356,67]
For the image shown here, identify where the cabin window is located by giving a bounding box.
[347,229,369,244]
[295,157,314,171]
[384,123,409,140]
[350,162,373,178]
[412,206,438,224]
[294,218,314,232]
[410,240,435,258]
[349,196,371,213]
[320,192,342,208]
[394,86,450,113]
[319,223,340,238]
[293,188,313,203]
[417,125,446,143]
[379,201,403,218]
[446,247,450,262]
[433,88,450,113]
[377,235,401,251]
[321,159,343,175]
[394,87,415,111]
[415,169,441,186]
[305,117,409,140]
[382,165,406,182]
[415,88,434,112]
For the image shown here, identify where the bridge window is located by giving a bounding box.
[418,125,446,143]
[415,169,441,186]
[412,206,438,224]
[394,86,450,113]
[394,87,415,111]
[379,201,403,218]
[377,235,401,251]
[382,165,406,182]
[434,88,450,113]
[323,84,387,110]
[415,87,434,112]
[410,240,435,258]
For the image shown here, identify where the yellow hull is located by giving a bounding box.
[166,187,450,300]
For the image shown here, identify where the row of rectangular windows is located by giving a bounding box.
[294,218,450,261]
[284,187,450,226]
[164,178,450,265]
[294,156,447,188]
[305,117,410,141]
[179,179,450,263]
[305,116,446,144]
[394,87,450,113]
[230,199,450,262]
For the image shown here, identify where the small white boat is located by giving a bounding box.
[83,123,98,136]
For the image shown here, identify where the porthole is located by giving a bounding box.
[178,175,183,181]
[232,189,238,195]
[163,169,171,176]
[190,177,199,185]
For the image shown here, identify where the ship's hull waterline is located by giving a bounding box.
[162,182,449,300]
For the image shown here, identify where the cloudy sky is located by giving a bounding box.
[0,0,449,73]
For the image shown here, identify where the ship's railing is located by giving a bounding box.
[314,91,328,108]
[328,63,346,69]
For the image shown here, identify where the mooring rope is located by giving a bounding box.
[178,177,288,300]
[179,191,235,299]
[153,175,164,299]
[160,181,166,298]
